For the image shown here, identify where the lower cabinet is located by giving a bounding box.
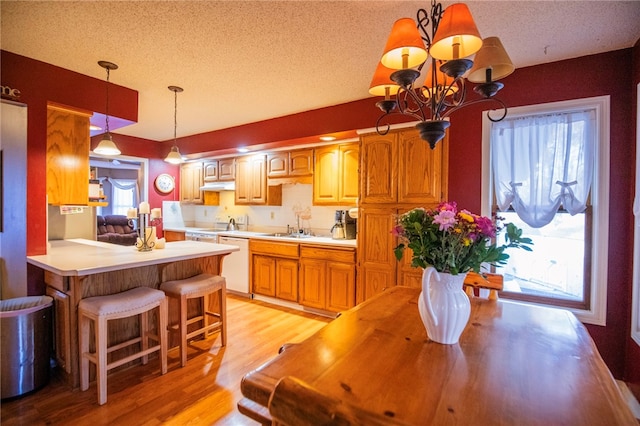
[299,245,356,313]
[250,239,299,302]
[164,230,186,242]
[46,286,71,374]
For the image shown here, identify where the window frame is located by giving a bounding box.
[632,83,640,345]
[481,96,610,326]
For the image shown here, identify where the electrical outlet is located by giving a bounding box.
[235,215,246,225]
[270,212,275,220]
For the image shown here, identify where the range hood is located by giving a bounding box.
[200,182,235,191]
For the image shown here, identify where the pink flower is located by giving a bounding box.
[434,210,456,231]
[475,216,496,238]
[438,201,457,213]
[391,225,404,237]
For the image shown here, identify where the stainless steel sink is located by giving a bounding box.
[266,233,313,239]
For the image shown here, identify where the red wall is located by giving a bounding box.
[2,47,638,383]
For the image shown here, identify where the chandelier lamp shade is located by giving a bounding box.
[93,61,121,156]
[164,85,184,164]
[370,0,514,149]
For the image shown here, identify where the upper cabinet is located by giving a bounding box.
[204,158,235,183]
[313,142,359,206]
[235,154,282,205]
[267,149,313,184]
[180,162,204,204]
[46,105,92,205]
[360,128,448,206]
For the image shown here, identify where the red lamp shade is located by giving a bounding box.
[369,61,400,97]
[467,36,515,83]
[430,3,482,60]
[380,17,428,70]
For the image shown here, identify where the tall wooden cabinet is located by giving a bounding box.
[357,127,448,303]
[235,155,282,205]
[313,143,359,205]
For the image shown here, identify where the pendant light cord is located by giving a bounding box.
[173,88,178,147]
[105,66,111,134]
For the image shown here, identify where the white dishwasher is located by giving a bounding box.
[218,236,250,296]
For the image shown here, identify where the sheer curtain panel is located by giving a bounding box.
[491,110,595,228]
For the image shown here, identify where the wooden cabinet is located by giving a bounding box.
[164,230,186,242]
[180,162,204,204]
[357,128,448,303]
[313,142,359,205]
[267,149,313,181]
[250,239,299,301]
[235,154,282,205]
[204,158,235,182]
[46,105,92,205]
[299,245,356,312]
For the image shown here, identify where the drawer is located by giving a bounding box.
[300,245,356,263]
[44,270,66,292]
[250,239,299,258]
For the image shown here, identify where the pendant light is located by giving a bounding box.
[93,61,121,156]
[164,86,184,164]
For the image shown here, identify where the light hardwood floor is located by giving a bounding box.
[1,295,331,425]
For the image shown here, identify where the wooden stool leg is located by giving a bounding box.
[179,295,188,368]
[141,311,149,365]
[159,297,168,374]
[220,286,227,346]
[96,316,109,406]
[79,312,90,391]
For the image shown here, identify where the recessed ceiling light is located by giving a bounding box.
[90,125,102,131]
[237,147,249,153]
[320,136,336,141]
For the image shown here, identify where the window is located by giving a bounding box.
[110,179,138,216]
[481,96,610,325]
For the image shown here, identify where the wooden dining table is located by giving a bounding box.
[239,286,637,425]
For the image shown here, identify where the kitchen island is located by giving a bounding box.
[27,239,238,387]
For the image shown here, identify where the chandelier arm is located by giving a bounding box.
[396,88,428,122]
[440,97,508,122]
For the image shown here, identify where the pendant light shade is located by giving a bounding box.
[94,60,121,156]
[164,85,184,164]
[467,36,515,83]
[430,3,482,60]
[380,18,428,70]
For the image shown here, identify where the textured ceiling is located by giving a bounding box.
[2,1,639,143]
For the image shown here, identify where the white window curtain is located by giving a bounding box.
[491,110,596,228]
[107,178,139,216]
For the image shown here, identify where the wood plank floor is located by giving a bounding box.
[1,295,331,425]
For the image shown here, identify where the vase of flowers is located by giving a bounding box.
[393,202,532,344]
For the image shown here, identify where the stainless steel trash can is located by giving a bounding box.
[1,295,53,399]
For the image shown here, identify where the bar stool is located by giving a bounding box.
[160,273,227,367]
[78,287,168,405]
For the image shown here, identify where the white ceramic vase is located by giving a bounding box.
[418,266,471,344]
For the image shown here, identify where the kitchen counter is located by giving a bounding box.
[249,234,357,247]
[27,238,239,276]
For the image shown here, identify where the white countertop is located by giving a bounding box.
[27,239,239,276]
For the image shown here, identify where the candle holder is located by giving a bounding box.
[129,213,155,252]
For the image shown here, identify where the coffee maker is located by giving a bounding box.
[331,210,357,240]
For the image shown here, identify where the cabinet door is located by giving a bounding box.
[360,132,397,204]
[339,143,359,203]
[249,154,268,203]
[299,258,326,309]
[252,255,276,296]
[275,258,299,302]
[164,230,185,242]
[180,162,203,204]
[46,106,91,205]
[289,149,313,176]
[326,262,356,312]
[203,160,219,182]
[235,156,251,204]
[356,207,398,303]
[267,152,288,177]
[313,146,340,204]
[219,158,235,181]
[46,286,71,374]
[398,129,448,204]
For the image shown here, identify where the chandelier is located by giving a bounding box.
[370,1,514,149]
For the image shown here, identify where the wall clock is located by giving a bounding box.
[154,173,175,194]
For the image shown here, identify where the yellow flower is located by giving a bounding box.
[459,211,474,223]
[463,238,471,246]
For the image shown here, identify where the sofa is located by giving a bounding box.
[97,215,138,246]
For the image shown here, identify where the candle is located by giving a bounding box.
[139,201,150,214]
[151,208,162,219]
[127,208,138,219]
[155,238,166,249]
